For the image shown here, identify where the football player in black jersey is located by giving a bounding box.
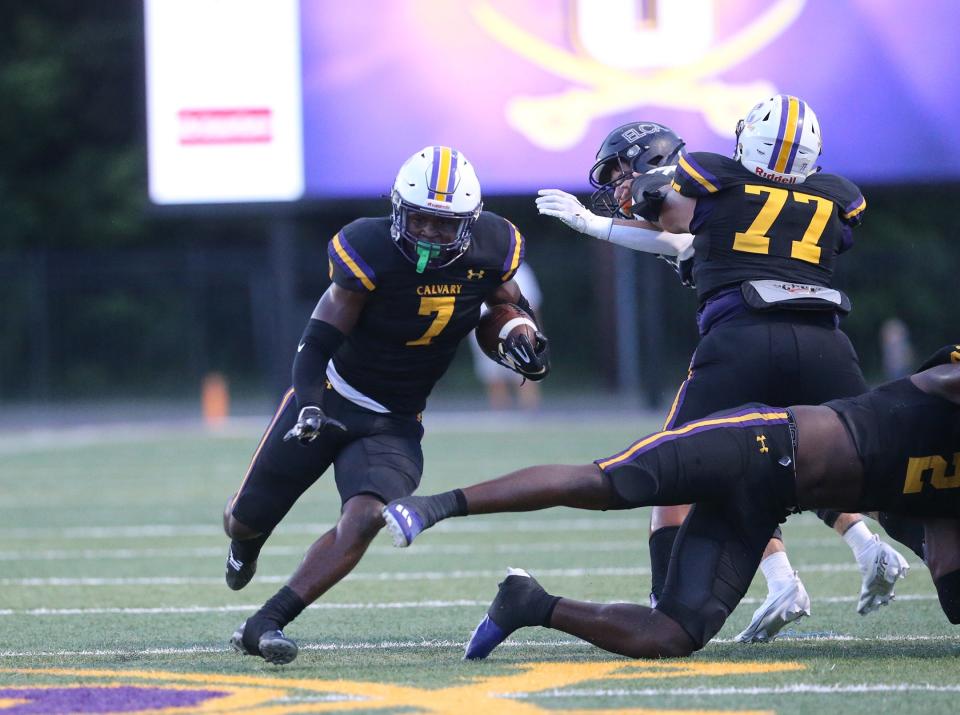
[222,146,550,664]
[383,346,960,660]
[534,101,908,641]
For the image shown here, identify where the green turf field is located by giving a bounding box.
[0,415,956,714]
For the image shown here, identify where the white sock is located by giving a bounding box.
[843,520,876,562]
[760,550,795,590]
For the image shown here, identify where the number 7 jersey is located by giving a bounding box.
[326,212,525,414]
[672,151,867,302]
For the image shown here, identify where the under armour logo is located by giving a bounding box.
[756,435,769,453]
[466,269,485,280]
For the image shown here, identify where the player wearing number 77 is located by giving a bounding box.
[221,146,549,665]
[537,97,908,642]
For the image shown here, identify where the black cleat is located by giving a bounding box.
[258,630,299,665]
[464,568,555,660]
[225,545,257,591]
[230,620,299,664]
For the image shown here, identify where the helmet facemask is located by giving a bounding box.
[391,193,478,273]
[390,146,482,273]
[588,123,684,217]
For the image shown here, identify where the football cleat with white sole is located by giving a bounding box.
[735,571,811,643]
[382,500,426,548]
[230,620,299,665]
[857,535,910,616]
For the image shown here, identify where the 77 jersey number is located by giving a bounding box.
[733,184,834,265]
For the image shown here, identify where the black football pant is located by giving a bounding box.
[599,405,798,648]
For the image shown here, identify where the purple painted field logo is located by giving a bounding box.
[0,686,227,714]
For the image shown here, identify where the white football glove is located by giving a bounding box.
[535,189,612,240]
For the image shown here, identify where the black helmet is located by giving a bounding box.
[588,122,684,216]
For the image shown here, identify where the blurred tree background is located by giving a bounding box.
[0,3,956,406]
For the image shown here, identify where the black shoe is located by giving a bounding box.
[225,545,257,591]
[464,568,554,660]
[258,630,299,665]
[230,619,299,664]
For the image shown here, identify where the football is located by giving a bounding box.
[475,303,538,363]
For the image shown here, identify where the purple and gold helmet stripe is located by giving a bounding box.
[843,194,867,221]
[596,407,790,470]
[230,387,296,509]
[329,233,376,291]
[427,146,458,202]
[501,221,525,281]
[770,96,805,176]
[677,153,719,194]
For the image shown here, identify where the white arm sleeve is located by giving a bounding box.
[606,222,694,257]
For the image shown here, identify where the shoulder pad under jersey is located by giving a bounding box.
[801,173,867,226]
[327,217,391,292]
[671,151,756,199]
[471,211,526,282]
[672,152,750,197]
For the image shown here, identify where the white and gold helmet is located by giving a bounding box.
[391,146,482,272]
[735,95,822,184]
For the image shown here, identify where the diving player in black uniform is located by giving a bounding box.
[535,98,908,641]
[222,146,550,664]
[383,345,960,660]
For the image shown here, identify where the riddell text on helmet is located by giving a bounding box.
[754,166,798,184]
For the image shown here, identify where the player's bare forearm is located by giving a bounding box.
[485,278,523,307]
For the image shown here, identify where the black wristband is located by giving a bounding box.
[293,319,346,407]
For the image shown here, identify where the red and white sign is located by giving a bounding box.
[145,0,303,204]
[178,108,273,145]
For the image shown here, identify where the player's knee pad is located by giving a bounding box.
[656,533,738,650]
[935,570,960,624]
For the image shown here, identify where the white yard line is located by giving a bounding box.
[0,592,940,617]
[0,600,486,616]
[0,541,664,562]
[0,560,928,587]
[0,537,848,562]
[0,513,829,540]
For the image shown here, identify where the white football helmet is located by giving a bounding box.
[734,95,822,184]
[391,146,482,272]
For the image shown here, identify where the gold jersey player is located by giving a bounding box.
[222,146,549,664]
[535,98,908,641]
[383,346,960,660]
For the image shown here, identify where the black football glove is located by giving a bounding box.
[283,405,347,445]
[500,331,550,381]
